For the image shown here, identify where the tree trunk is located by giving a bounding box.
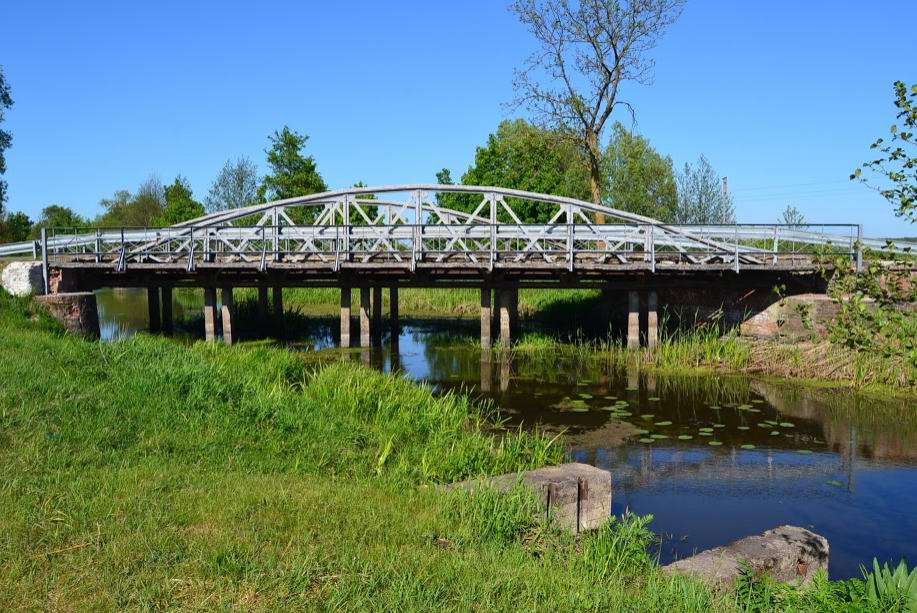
[587,131,604,224]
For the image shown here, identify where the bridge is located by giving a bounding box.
[1,184,910,348]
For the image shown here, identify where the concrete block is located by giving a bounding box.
[36,292,100,339]
[663,525,829,587]
[1,261,44,296]
[451,463,612,533]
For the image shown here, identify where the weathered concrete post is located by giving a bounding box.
[257,287,269,329]
[220,288,235,345]
[372,286,383,344]
[36,292,100,339]
[360,287,371,348]
[161,286,174,336]
[480,288,492,351]
[389,287,399,337]
[627,291,640,350]
[647,290,658,351]
[499,288,512,348]
[147,287,161,333]
[203,288,217,341]
[272,286,284,338]
[340,287,352,348]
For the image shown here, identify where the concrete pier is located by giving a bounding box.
[147,287,161,333]
[498,288,513,348]
[203,288,217,341]
[627,291,640,350]
[372,286,382,344]
[480,288,492,350]
[340,287,351,347]
[161,286,174,336]
[360,287,371,348]
[36,292,100,339]
[272,286,284,338]
[389,287,399,337]
[220,288,235,345]
[647,290,658,351]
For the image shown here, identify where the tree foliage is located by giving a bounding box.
[852,81,916,223]
[31,204,88,236]
[780,204,805,227]
[157,175,204,226]
[205,157,259,214]
[0,211,31,242]
[674,155,735,224]
[0,65,12,216]
[602,122,677,221]
[510,0,684,218]
[95,176,165,227]
[258,126,326,203]
[438,119,590,222]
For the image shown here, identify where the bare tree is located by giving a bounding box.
[206,157,259,213]
[509,0,684,221]
[675,155,735,224]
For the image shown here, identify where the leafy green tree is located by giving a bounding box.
[439,119,591,222]
[157,175,204,225]
[780,204,805,227]
[95,177,165,227]
[31,204,88,237]
[258,126,327,204]
[205,157,259,214]
[0,65,13,217]
[674,155,735,224]
[602,123,678,221]
[852,81,916,223]
[0,211,31,242]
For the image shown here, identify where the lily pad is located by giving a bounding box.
[709,404,721,410]
[578,393,593,399]
[713,424,726,428]
[746,408,761,413]
[698,431,714,437]
[779,422,795,428]
[677,435,693,440]
[641,414,654,420]
[752,399,765,404]
[650,434,669,440]
[635,429,650,435]
[604,396,617,400]
[740,444,756,450]
[770,430,781,436]
[571,407,590,413]
[757,424,772,429]
[639,438,654,444]
[737,426,750,431]
[708,441,723,446]
[654,421,673,426]
[796,449,813,454]
[648,396,661,401]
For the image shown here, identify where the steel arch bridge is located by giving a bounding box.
[4,184,908,283]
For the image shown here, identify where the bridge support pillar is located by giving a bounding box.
[480,288,492,351]
[147,287,161,333]
[272,286,284,339]
[162,286,174,336]
[221,288,235,345]
[340,287,351,348]
[360,287,371,348]
[647,290,658,351]
[203,288,217,342]
[389,287,399,338]
[499,288,513,348]
[372,286,383,344]
[257,287,269,331]
[627,291,640,350]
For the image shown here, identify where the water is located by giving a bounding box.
[95,288,917,578]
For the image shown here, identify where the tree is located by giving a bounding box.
[96,176,165,227]
[852,81,916,223]
[205,157,259,214]
[780,204,805,227]
[674,155,735,224]
[438,119,591,222]
[257,126,327,203]
[157,175,204,225]
[602,122,677,221]
[0,65,13,217]
[0,211,31,242]
[32,205,87,237]
[510,0,684,220]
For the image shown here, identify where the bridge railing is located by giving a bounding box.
[23,222,878,275]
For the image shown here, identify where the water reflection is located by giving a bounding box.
[93,288,917,578]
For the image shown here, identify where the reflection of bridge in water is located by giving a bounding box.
[3,184,911,349]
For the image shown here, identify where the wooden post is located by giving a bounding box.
[647,290,658,352]
[480,288,492,351]
[257,287,269,329]
[221,288,235,345]
[161,286,174,336]
[372,286,382,344]
[389,287,399,337]
[360,287,371,348]
[272,286,284,338]
[203,288,217,341]
[627,291,640,350]
[147,287,161,333]
[340,287,351,348]
[499,288,512,348]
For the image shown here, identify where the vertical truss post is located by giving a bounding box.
[734,226,740,273]
[414,189,423,264]
[649,225,656,273]
[566,203,574,272]
[342,196,351,262]
[95,229,102,264]
[488,193,496,270]
[856,224,863,273]
[773,226,779,265]
[40,227,49,295]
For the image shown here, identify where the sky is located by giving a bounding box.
[1,0,914,237]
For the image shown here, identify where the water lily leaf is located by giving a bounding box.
[740,444,756,450]
[779,422,795,428]
[578,393,593,399]
[650,434,669,439]
[737,426,750,430]
[737,404,752,410]
[654,421,673,426]
[796,449,813,454]
[641,414,654,420]
[678,435,693,440]
[639,438,654,444]
[698,432,713,436]
[648,396,661,401]
[708,441,723,446]
[770,431,780,436]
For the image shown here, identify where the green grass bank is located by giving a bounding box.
[0,291,892,611]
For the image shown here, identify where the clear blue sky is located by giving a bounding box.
[1,0,914,236]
